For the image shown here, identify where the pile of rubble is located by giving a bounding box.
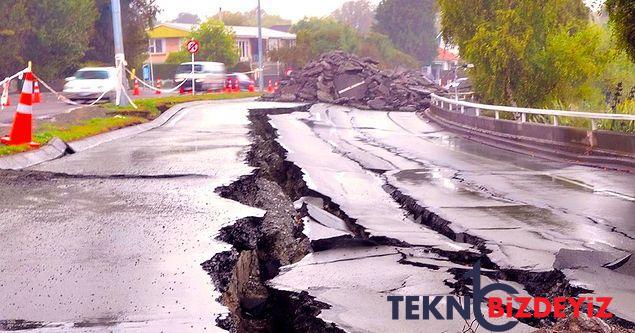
[262,51,444,111]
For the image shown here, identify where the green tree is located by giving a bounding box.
[270,17,418,69]
[168,19,239,66]
[293,18,361,57]
[331,0,376,34]
[0,1,29,76]
[374,0,437,64]
[359,32,419,68]
[213,9,291,28]
[172,12,201,24]
[438,0,592,107]
[83,0,159,72]
[606,0,635,62]
[270,17,361,67]
[23,0,98,80]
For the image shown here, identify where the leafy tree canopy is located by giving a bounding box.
[83,0,159,72]
[167,19,238,66]
[269,17,417,69]
[0,0,99,80]
[171,12,200,24]
[438,0,593,107]
[374,0,437,64]
[331,0,376,34]
[606,0,635,62]
[212,9,291,28]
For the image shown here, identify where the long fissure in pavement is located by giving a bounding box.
[203,106,634,332]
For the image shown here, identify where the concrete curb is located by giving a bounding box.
[0,101,206,170]
[0,138,70,170]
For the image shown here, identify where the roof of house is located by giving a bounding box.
[436,48,459,62]
[148,23,296,40]
[229,26,296,40]
[148,23,194,39]
[269,25,292,33]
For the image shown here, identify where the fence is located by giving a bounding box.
[430,93,635,131]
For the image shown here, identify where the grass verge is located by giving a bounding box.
[0,92,261,157]
[0,116,146,156]
[106,92,262,118]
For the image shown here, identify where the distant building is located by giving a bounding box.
[269,25,292,33]
[146,23,296,65]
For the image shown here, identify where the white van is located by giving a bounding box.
[175,62,226,92]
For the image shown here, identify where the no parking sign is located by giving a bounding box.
[186,39,200,54]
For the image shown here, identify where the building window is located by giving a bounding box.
[237,40,249,61]
[149,39,165,54]
[268,39,279,50]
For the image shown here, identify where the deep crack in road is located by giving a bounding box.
[0,100,633,332]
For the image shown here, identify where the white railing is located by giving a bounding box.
[437,91,475,101]
[431,93,635,130]
[0,66,30,87]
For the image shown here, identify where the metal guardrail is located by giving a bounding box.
[431,93,635,130]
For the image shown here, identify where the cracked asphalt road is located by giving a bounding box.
[0,100,298,332]
[0,100,633,332]
[268,104,635,330]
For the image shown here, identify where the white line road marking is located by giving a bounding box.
[338,81,366,95]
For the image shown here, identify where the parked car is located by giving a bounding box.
[175,62,226,92]
[63,67,118,102]
[226,73,255,91]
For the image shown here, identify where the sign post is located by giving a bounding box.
[186,39,200,96]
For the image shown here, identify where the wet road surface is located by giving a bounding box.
[1,101,633,332]
[268,104,635,328]
[0,100,296,331]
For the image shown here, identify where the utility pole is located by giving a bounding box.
[111,0,129,106]
[257,0,264,92]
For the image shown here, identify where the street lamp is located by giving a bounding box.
[111,0,128,106]
[257,0,264,92]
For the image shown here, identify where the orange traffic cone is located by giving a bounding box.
[33,80,41,104]
[155,77,162,94]
[133,79,140,96]
[248,83,255,92]
[1,81,10,107]
[267,80,274,93]
[1,72,40,147]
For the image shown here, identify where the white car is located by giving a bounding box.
[63,67,118,102]
[175,62,226,92]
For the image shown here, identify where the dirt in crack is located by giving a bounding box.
[200,105,634,333]
[202,105,343,333]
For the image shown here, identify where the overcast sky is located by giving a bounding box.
[156,0,603,23]
[156,0,382,22]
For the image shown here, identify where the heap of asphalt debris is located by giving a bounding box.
[262,51,446,111]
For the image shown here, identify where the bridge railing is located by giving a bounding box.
[430,93,635,131]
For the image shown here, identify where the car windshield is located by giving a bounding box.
[75,70,109,80]
[177,64,203,74]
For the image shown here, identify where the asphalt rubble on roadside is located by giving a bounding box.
[261,51,446,111]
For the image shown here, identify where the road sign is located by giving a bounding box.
[186,39,200,54]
